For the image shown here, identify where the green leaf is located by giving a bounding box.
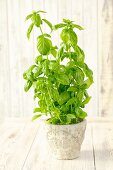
[35,55,43,64]
[76,108,87,119]
[32,114,42,121]
[23,71,27,80]
[83,63,93,80]
[66,114,76,124]
[84,78,93,88]
[52,88,59,101]
[38,100,48,113]
[60,28,78,47]
[47,117,60,125]
[42,19,53,31]
[74,67,84,84]
[73,24,84,30]
[43,33,51,38]
[32,13,42,27]
[52,107,61,116]
[50,48,57,58]
[37,10,46,13]
[67,86,77,92]
[66,97,76,107]
[53,23,66,30]
[37,36,52,55]
[42,59,50,75]
[32,66,42,77]
[58,91,70,105]
[27,23,34,39]
[24,80,32,92]
[58,46,64,60]
[74,46,85,64]
[82,96,91,105]
[77,91,84,102]
[55,74,69,85]
[49,61,59,71]
[63,18,72,24]
[33,108,41,113]
[25,14,32,21]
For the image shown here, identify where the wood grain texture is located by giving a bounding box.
[98,0,113,117]
[0,0,11,119]
[0,118,113,170]
[83,0,98,117]
[0,119,39,170]
[23,121,95,170]
[92,122,113,170]
[0,0,113,117]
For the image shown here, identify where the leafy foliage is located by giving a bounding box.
[23,10,93,125]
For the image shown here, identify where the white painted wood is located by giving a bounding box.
[71,0,84,48]
[7,0,22,117]
[32,0,45,58]
[98,0,113,117]
[0,118,113,169]
[0,119,39,170]
[45,0,59,45]
[19,0,35,117]
[0,0,11,119]
[0,0,113,118]
[23,121,95,170]
[6,0,34,117]
[92,122,113,170]
[83,0,98,117]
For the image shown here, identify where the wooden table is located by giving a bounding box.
[0,118,113,170]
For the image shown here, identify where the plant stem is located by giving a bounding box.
[39,26,43,35]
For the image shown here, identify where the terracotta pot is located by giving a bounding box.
[45,120,87,160]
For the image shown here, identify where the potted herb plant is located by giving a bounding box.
[23,10,93,160]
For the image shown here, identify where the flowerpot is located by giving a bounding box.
[45,120,87,160]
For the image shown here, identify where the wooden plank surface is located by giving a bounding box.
[23,122,95,170]
[0,118,113,170]
[0,0,11,119]
[92,122,113,170]
[98,0,113,116]
[0,119,39,170]
[83,0,98,117]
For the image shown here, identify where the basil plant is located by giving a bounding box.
[23,10,93,125]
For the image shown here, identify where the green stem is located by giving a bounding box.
[39,26,43,35]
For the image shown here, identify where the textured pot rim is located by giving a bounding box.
[45,119,87,127]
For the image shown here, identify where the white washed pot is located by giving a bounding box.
[45,120,87,160]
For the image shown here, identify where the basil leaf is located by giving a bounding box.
[32,13,41,27]
[53,23,66,30]
[25,14,32,21]
[58,91,70,105]
[63,18,72,24]
[37,36,52,55]
[37,10,46,13]
[76,108,87,119]
[66,114,76,124]
[55,74,69,85]
[32,114,42,121]
[74,67,84,84]
[66,97,76,107]
[43,33,51,38]
[60,28,78,47]
[67,86,77,92]
[27,23,34,39]
[33,108,41,113]
[82,96,91,105]
[42,19,53,31]
[73,24,84,30]
[24,80,32,92]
